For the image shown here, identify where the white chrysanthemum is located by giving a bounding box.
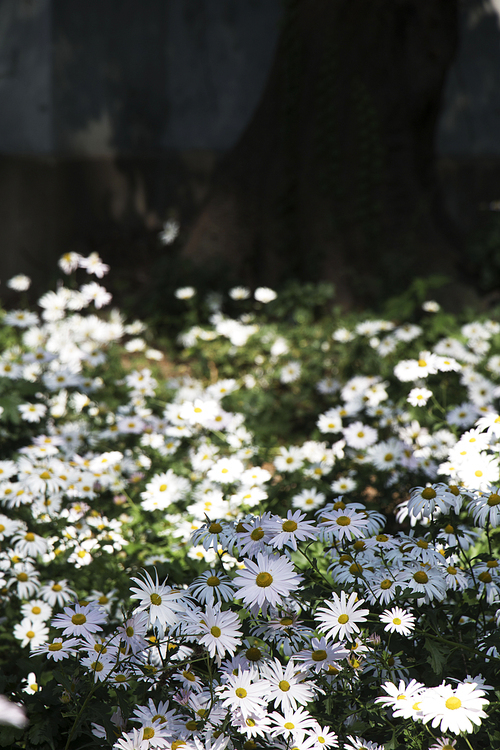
[129,569,186,630]
[316,591,369,641]
[407,387,433,407]
[318,507,369,541]
[375,679,425,719]
[343,421,378,449]
[182,602,242,659]
[379,607,415,636]
[419,681,489,734]
[254,287,277,303]
[0,695,27,728]
[217,668,268,719]
[7,274,31,291]
[233,552,302,614]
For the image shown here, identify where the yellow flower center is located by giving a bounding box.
[250,528,264,541]
[284,722,295,730]
[25,533,35,542]
[421,487,436,500]
[393,617,401,625]
[282,520,298,532]
[246,647,262,661]
[488,493,500,506]
[479,572,492,583]
[279,680,290,691]
[183,671,196,682]
[209,522,222,534]
[413,571,428,584]
[337,614,349,624]
[447,566,457,575]
[143,728,155,740]
[349,563,364,576]
[49,642,63,651]
[72,613,86,625]
[207,575,220,586]
[445,696,462,710]
[256,572,273,588]
[210,626,221,637]
[336,516,351,526]
[150,593,162,605]
[312,649,327,662]
[91,661,104,672]
[26,630,35,639]
[380,579,392,590]
[280,617,293,626]
[52,583,62,591]
[32,606,41,615]
[17,573,29,582]
[235,688,247,698]
[126,626,134,637]
[376,534,388,542]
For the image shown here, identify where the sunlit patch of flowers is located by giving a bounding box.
[0,258,499,749]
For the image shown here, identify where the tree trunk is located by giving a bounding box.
[180,0,460,308]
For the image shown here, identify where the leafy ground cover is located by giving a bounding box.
[0,255,499,750]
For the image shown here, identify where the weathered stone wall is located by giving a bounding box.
[1,0,500,292]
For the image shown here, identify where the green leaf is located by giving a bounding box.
[424,637,449,676]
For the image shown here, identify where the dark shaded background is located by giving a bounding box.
[2,0,500,309]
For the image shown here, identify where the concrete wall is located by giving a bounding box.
[0,0,283,156]
[2,0,500,290]
[0,0,52,153]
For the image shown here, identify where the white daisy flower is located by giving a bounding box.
[13,618,49,650]
[7,274,31,291]
[261,657,316,711]
[182,602,242,659]
[217,668,268,719]
[379,607,415,636]
[376,679,425,719]
[318,507,369,542]
[419,681,489,734]
[292,488,326,511]
[51,602,106,637]
[233,552,303,614]
[407,387,433,407]
[316,591,369,642]
[130,569,186,631]
[263,510,317,551]
[0,695,27,728]
[254,287,277,303]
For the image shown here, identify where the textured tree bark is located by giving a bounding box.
[180,0,460,307]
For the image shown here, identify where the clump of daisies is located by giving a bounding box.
[1,254,500,748]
